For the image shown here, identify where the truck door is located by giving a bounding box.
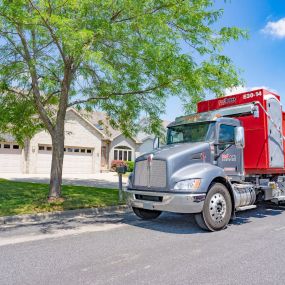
[217,124,243,179]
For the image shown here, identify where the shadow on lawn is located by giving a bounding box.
[10,177,123,189]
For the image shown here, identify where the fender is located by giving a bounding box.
[170,162,229,193]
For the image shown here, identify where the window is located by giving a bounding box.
[4,144,10,149]
[13,145,19,149]
[80,149,86,153]
[219,124,235,144]
[87,149,92,153]
[47,146,52,151]
[67,148,73,152]
[74,148,80,153]
[167,122,216,144]
[114,150,118,160]
[39,146,45,151]
[114,146,132,161]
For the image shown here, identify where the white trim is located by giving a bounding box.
[111,133,141,144]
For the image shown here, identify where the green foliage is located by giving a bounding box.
[0,92,42,145]
[0,0,247,141]
[0,179,122,216]
[125,161,135,172]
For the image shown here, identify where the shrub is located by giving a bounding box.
[125,161,134,172]
[111,160,127,171]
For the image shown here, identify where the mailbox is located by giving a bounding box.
[116,165,127,174]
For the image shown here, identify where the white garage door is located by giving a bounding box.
[0,142,22,173]
[37,145,94,174]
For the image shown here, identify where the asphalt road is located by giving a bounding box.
[1,205,285,285]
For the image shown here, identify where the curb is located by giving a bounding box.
[0,205,130,226]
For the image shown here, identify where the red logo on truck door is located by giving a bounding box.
[221,154,237,162]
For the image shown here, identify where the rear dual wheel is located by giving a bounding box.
[195,183,232,231]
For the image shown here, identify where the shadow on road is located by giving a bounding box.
[124,203,285,234]
[123,212,206,234]
[230,203,285,227]
[1,204,285,238]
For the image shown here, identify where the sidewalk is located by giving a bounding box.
[0,172,127,189]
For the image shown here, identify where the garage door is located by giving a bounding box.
[36,145,94,174]
[0,142,22,173]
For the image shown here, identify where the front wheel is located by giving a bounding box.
[132,207,161,220]
[194,183,232,231]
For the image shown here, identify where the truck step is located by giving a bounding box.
[271,196,285,204]
[236,205,257,211]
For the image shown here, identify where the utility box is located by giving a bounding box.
[197,89,285,175]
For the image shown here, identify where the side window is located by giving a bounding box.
[169,130,184,144]
[219,124,235,144]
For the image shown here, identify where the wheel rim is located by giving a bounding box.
[209,193,227,224]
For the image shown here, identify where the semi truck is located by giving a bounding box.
[125,88,285,231]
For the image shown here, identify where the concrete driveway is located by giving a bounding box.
[0,172,127,189]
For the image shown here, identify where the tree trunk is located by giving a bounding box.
[49,129,65,199]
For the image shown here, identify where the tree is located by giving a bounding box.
[0,0,247,198]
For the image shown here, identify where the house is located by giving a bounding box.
[0,109,169,174]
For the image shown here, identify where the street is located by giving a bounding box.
[1,205,285,285]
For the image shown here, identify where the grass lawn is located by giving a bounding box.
[0,179,123,217]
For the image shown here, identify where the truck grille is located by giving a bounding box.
[134,160,167,188]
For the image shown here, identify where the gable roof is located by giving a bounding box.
[74,109,170,144]
[67,108,107,139]
[78,110,141,143]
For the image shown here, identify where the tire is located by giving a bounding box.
[195,183,232,231]
[132,207,161,220]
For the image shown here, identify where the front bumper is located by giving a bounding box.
[124,189,206,214]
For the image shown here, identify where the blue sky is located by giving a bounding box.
[162,0,285,121]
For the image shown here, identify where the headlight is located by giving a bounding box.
[174,179,201,191]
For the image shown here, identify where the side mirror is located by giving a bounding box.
[153,137,160,150]
[235,126,245,149]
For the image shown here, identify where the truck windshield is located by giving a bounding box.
[167,122,215,144]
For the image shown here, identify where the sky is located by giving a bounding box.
[162,0,285,122]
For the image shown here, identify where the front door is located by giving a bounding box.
[216,124,243,180]
[101,146,107,167]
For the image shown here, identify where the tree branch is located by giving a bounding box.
[68,83,170,107]
[43,90,61,105]
[4,87,32,97]
[28,0,66,64]
[15,25,54,133]
[113,3,175,23]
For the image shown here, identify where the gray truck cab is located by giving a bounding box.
[125,114,246,231]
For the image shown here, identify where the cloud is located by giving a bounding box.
[251,86,277,93]
[262,18,285,38]
[225,86,277,96]
[224,86,249,96]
